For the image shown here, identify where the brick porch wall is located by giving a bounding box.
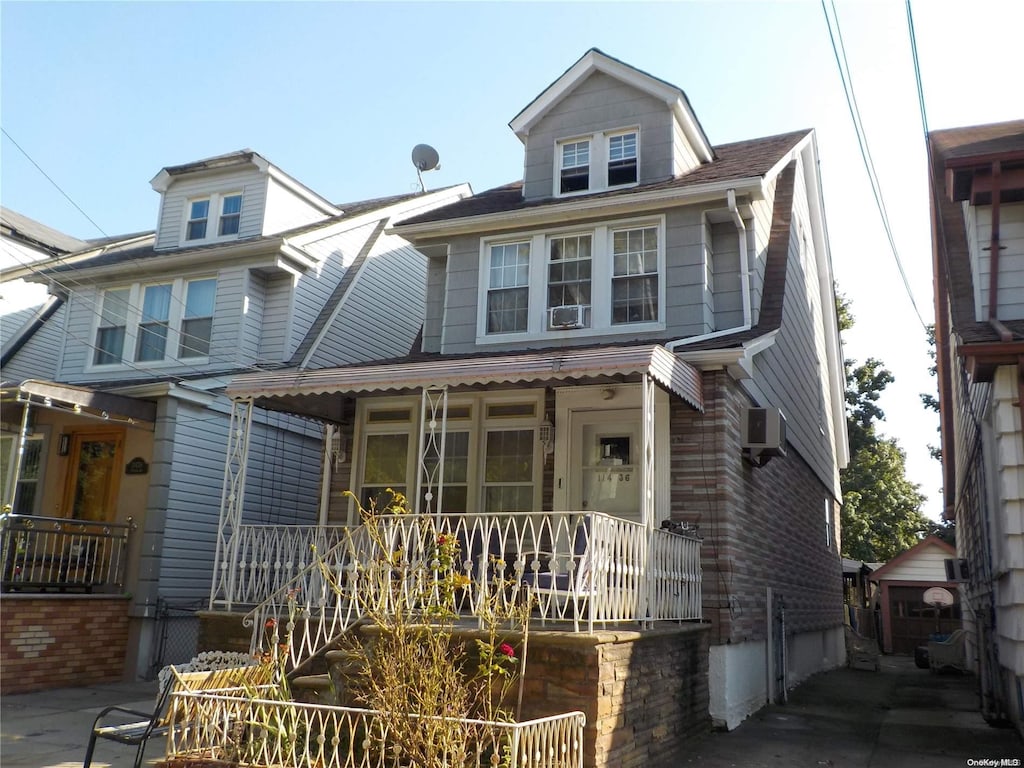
[0,595,131,694]
[670,370,844,647]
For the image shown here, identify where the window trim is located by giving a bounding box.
[476,216,665,345]
[182,191,244,245]
[87,276,216,370]
[553,126,640,198]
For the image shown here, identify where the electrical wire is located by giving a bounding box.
[820,0,928,331]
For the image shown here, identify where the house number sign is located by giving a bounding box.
[125,457,149,475]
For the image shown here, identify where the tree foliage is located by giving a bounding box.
[838,292,930,562]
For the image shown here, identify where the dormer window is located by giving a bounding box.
[218,194,242,236]
[186,200,210,241]
[559,140,591,194]
[184,192,243,243]
[555,127,640,197]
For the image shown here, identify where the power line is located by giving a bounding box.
[906,0,930,139]
[1,127,110,239]
[820,0,928,331]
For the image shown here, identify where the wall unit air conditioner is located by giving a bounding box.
[549,304,587,329]
[944,557,969,582]
[741,407,787,458]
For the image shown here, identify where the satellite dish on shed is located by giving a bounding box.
[412,144,440,192]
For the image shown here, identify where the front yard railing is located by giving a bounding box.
[243,512,702,670]
[167,690,586,768]
[0,513,133,593]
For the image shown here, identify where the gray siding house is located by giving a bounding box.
[221,49,849,737]
[0,153,469,684]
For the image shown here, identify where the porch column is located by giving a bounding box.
[642,374,656,625]
[3,400,31,511]
[417,387,448,517]
[210,397,254,610]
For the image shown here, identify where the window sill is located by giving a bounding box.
[84,356,211,374]
[475,321,664,346]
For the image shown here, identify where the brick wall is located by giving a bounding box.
[670,370,844,647]
[0,595,131,694]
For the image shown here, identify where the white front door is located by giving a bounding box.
[568,408,642,524]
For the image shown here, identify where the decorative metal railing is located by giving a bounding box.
[166,689,586,768]
[0,513,134,593]
[243,512,702,669]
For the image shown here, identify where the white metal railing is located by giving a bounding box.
[167,689,586,768]
[244,512,701,669]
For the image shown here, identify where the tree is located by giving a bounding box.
[838,292,931,562]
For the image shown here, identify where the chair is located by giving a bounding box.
[82,662,270,768]
[928,628,966,672]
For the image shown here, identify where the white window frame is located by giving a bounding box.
[351,392,544,521]
[476,216,665,344]
[88,277,216,370]
[182,191,243,245]
[554,126,640,198]
[0,431,47,516]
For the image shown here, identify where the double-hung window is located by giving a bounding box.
[92,277,217,367]
[185,192,243,243]
[548,234,592,327]
[611,226,659,324]
[555,128,639,197]
[486,241,531,333]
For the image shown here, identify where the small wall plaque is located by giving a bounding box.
[125,457,149,475]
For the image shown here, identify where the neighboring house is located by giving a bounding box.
[868,536,960,654]
[929,119,1024,734]
[218,48,849,741]
[0,151,470,691]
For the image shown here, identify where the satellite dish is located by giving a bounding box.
[412,144,440,172]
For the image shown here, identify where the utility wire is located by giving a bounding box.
[821,0,928,331]
[1,127,110,239]
[905,0,929,139]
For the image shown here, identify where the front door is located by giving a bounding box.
[63,431,124,522]
[568,408,641,524]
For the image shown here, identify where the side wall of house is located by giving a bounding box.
[670,369,845,728]
[0,302,66,381]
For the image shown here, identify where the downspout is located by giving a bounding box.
[667,188,752,350]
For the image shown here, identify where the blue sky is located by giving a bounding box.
[2,0,1022,520]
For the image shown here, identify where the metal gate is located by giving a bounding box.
[148,598,201,678]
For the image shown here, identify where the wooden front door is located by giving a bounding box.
[63,431,124,522]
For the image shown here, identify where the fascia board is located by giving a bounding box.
[510,51,681,138]
[390,178,763,239]
[111,381,217,407]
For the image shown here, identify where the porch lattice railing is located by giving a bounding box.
[167,689,586,768]
[0,513,133,593]
[243,512,701,669]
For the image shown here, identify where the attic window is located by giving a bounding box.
[219,194,242,236]
[186,200,210,241]
[608,132,638,186]
[560,140,590,193]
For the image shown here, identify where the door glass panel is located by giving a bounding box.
[483,429,534,513]
[70,437,120,522]
[572,411,641,522]
[361,433,408,510]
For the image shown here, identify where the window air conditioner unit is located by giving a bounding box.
[944,557,969,582]
[741,407,787,458]
[549,304,587,329]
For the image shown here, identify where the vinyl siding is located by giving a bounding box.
[238,270,264,363]
[258,272,294,363]
[422,255,447,354]
[262,177,332,235]
[877,545,954,581]
[522,72,675,200]
[288,223,378,356]
[304,233,428,368]
[155,168,267,250]
[973,202,1024,321]
[710,221,745,330]
[0,302,66,380]
[158,398,321,602]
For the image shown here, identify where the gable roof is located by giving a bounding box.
[396,129,809,230]
[509,48,714,163]
[868,535,955,581]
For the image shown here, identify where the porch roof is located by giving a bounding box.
[0,379,157,425]
[226,343,703,420]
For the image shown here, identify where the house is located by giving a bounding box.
[868,536,960,654]
[0,151,470,693]
[215,49,848,753]
[928,119,1024,734]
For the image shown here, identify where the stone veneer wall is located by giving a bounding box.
[0,595,131,694]
[197,612,710,768]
